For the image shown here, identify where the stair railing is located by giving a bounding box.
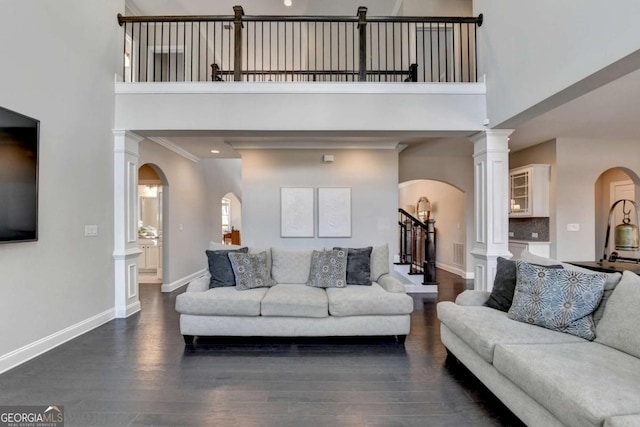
[398,208,437,285]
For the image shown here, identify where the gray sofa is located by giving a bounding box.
[437,253,640,427]
[176,245,414,344]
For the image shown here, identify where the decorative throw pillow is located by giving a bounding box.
[484,257,518,312]
[485,258,564,312]
[595,270,640,358]
[306,249,348,288]
[508,260,606,340]
[228,251,276,291]
[334,246,372,286]
[205,247,248,288]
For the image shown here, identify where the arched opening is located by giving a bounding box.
[398,179,466,280]
[594,167,640,261]
[138,163,169,288]
[221,192,242,244]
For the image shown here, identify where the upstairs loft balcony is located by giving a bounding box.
[117,6,483,84]
[115,7,486,135]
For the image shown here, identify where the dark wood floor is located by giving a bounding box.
[0,270,525,426]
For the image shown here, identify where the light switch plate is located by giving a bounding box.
[567,223,580,232]
[84,225,98,237]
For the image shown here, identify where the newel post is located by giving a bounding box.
[357,7,368,82]
[233,5,244,82]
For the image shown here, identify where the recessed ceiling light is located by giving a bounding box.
[211,149,220,154]
[284,0,292,6]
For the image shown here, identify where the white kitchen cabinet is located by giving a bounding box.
[509,164,550,217]
[509,240,551,259]
[138,239,159,271]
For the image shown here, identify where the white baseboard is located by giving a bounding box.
[115,301,141,318]
[0,308,115,375]
[436,261,474,279]
[161,269,207,293]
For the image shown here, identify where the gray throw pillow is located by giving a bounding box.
[306,249,348,288]
[228,251,276,291]
[334,246,372,286]
[485,257,563,312]
[508,260,606,340]
[205,247,248,288]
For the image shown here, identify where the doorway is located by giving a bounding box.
[138,164,168,286]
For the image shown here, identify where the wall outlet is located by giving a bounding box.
[508,231,514,237]
[567,223,580,232]
[532,232,538,238]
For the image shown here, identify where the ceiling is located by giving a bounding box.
[127,0,640,159]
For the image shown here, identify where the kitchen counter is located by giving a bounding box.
[509,240,551,258]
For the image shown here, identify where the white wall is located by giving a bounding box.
[401,0,471,16]
[399,139,474,277]
[0,0,123,369]
[239,149,398,257]
[555,138,640,261]
[399,180,465,276]
[202,159,243,243]
[474,0,640,127]
[138,140,212,283]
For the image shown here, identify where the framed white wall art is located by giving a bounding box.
[318,187,351,238]
[280,187,314,237]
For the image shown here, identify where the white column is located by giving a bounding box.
[470,130,513,291]
[113,130,144,318]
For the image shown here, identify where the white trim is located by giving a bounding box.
[161,268,208,293]
[115,301,141,318]
[435,261,472,279]
[113,247,143,259]
[230,141,400,150]
[0,308,115,375]
[115,81,486,95]
[149,137,200,163]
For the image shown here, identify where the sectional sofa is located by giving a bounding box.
[437,251,640,427]
[175,244,414,344]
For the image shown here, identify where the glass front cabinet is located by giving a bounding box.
[509,164,550,217]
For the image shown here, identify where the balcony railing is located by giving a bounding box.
[118,6,482,83]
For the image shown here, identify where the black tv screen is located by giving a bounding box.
[0,106,39,243]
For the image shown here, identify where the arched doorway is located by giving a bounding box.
[138,163,169,288]
[398,179,467,278]
[594,167,640,261]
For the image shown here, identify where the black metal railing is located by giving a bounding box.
[117,7,482,83]
[398,208,437,285]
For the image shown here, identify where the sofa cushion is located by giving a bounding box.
[334,246,372,286]
[261,284,328,318]
[175,287,268,316]
[228,251,276,290]
[508,261,606,340]
[437,302,585,363]
[326,283,413,317]
[206,247,249,288]
[306,249,348,288]
[493,342,640,427]
[605,414,640,427]
[595,270,640,358]
[370,244,389,281]
[271,248,313,284]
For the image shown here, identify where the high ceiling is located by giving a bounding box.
[126,0,640,159]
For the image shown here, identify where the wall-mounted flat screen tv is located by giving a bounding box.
[0,106,39,243]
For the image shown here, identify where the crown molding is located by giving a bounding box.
[148,137,200,163]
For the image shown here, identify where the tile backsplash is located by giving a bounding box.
[509,217,550,241]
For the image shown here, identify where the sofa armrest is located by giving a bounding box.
[377,274,407,294]
[186,274,210,293]
[455,290,491,306]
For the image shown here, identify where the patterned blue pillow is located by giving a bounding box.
[508,261,606,340]
[228,251,276,291]
[306,249,348,288]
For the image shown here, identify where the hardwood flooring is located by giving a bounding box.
[0,270,525,426]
